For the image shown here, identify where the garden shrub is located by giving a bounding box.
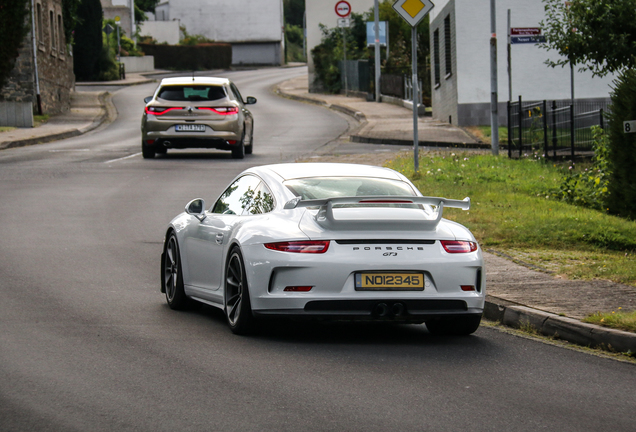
[606,69,636,220]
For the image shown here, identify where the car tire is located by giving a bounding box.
[162,232,189,310]
[224,247,254,335]
[425,315,482,336]
[231,130,246,159]
[142,141,156,159]
[245,126,253,155]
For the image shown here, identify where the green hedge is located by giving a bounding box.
[138,43,232,70]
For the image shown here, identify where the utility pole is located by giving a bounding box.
[374,0,381,102]
[490,0,499,156]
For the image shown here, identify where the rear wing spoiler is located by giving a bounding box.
[283,195,470,230]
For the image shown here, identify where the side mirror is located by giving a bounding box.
[144,96,153,104]
[245,96,257,105]
[185,198,206,221]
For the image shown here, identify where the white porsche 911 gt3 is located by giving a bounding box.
[161,163,485,335]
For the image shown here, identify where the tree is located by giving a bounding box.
[0,0,30,94]
[540,0,636,76]
[284,0,304,27]
[135,0,160,23]
[73,0,104,81]
[540,0,636,219]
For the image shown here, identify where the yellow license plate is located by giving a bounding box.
[355,272,424,291]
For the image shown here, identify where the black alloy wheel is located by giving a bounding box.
[163,233,188,310]
[225,247,254,334]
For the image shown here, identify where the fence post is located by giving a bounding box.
[518,95,523,158]
[551,100,557,160]
[600,108,604,129]
[507,101,511,158]
[543,100,548,159]
[570,104,575,160]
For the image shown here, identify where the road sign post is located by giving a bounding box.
[392,0,434,172]
[335,1,351,95]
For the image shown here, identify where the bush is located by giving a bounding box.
[606,69,636,220]
[311,13,368,93]
[555,126,611,211]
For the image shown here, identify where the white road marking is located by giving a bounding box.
[104,152,141,164]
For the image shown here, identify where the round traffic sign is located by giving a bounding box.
[335,0,351,18]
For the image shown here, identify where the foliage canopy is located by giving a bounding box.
[0,0,30,93]
[540,0,636,76]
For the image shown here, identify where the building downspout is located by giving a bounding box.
[30,0,42,115]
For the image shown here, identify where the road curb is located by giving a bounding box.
[484,296,636,354]
[350,134,491,148]
[0,92,113,150]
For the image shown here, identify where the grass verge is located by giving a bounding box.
[387,152,636,331]
[583,310,636,333]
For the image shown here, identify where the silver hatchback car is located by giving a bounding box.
[141,77,256,159]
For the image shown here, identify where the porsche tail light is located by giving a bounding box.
[145,106,183,115]
[440,240,478,253]
[196,107,239,115]
[265,241,330,253]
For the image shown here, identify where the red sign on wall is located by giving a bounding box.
[510,27,541,36]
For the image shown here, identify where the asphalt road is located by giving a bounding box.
[0,67,634,432]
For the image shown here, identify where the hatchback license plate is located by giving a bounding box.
[176,124,205,132]
[355,272,424,291]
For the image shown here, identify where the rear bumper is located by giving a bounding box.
[253,299,483,323]
[148,137,240,150]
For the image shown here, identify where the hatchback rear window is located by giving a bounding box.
[157,85,227,101]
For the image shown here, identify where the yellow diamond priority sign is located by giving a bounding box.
[392,0,434,27]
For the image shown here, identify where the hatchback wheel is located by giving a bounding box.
[142,140,156,159]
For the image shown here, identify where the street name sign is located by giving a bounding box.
[510,35,546,44]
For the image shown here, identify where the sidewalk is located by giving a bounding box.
[1,69,634,354]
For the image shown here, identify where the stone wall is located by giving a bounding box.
[0,0,75,116]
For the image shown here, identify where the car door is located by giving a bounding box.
[183,175,262,298]
[230,83,253,140]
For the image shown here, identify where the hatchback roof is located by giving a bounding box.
[159,77,230,86]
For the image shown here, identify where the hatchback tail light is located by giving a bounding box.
[265,241,330,253]
[196,107,239,115]
[145,106,183,115]
[440,240,478,253]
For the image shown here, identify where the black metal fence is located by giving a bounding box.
[508,97,609,159]
[339,60,371,93]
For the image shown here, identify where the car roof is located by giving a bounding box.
[159,77,230,86]
[256,163,406,181]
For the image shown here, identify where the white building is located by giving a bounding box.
[150,0,285,66]
[429,0,616,126]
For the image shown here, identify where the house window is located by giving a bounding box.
[49,10,56,54]
[36,3,43,43]
[433,29,440,87]
[58,14,64,55]
[444,15,452,77]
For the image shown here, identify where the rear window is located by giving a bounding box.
[157,85,227,102]
[284,177,417,200]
